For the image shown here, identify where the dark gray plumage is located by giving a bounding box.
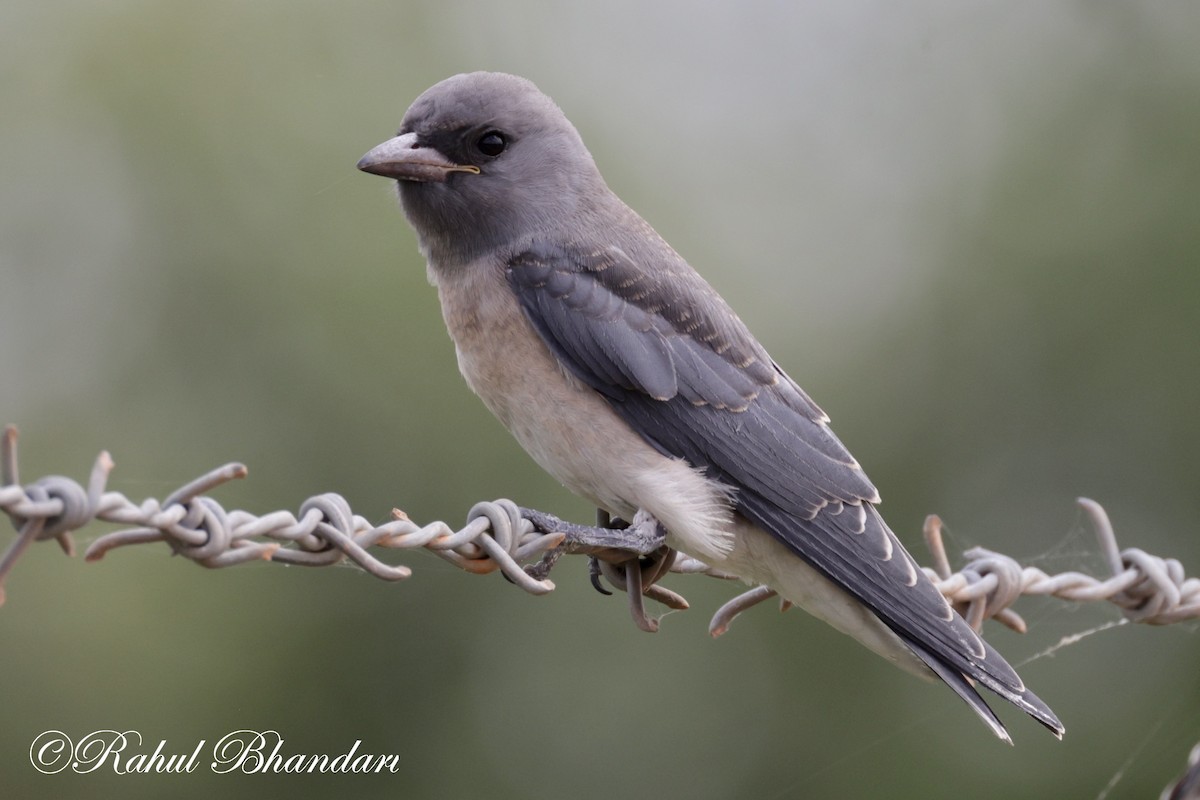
[358,71,1063,742]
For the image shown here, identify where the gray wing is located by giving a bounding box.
[506,239,1063,739]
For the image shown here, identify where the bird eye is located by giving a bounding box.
[475,131,507,157]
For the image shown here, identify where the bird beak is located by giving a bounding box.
[356,132,480,183]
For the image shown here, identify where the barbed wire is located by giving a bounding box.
[4,423,1200,791]
[2,423,1199,642]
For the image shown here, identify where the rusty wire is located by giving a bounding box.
[2,424,1199,643]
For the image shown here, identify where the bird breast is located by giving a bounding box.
[431,256,737,563]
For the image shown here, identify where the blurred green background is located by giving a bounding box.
[2,1,1199,797]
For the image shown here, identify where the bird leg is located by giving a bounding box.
[519,505,689,631]
[519,506,667,556]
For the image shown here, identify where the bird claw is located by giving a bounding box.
[588,556,612,595]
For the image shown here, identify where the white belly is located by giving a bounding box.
[432,259,927,676]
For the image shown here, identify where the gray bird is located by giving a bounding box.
[357,71,1063,742]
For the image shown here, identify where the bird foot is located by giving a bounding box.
[519,506,685,632]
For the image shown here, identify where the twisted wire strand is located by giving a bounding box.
[706,501,1200,637]
[0,425,561,605]
[2,424,1198,642]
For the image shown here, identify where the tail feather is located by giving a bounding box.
[902,634,1065,741]
[903,636,1012,743]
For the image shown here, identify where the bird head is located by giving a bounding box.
[358,72,604,266]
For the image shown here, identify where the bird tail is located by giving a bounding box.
[900,634,1064,743]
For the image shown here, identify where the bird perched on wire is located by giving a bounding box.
[357,71,1063,742]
